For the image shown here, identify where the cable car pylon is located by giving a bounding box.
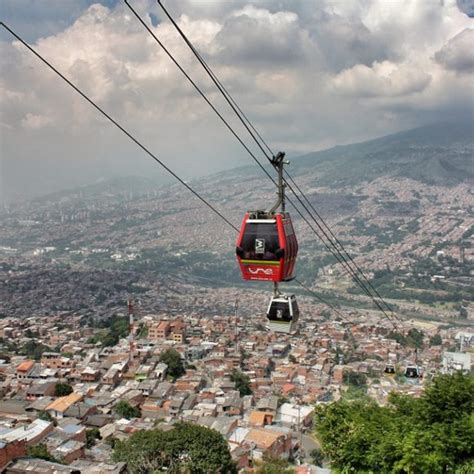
[236,152,300,333]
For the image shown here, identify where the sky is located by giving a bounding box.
[0,0,473,203]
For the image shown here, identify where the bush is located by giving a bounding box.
[113,422,236,473]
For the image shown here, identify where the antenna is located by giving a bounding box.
[128,298,135,364]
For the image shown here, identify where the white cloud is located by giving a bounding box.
[332,61,432,98]
[21,112,53,129]
[435,28,474,72]
[0,0,473,201]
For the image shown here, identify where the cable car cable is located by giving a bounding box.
[293,279,349,322]
[153,1,398,322]
[1,22,360,325]
[2,21,395,327]
[0,22,239,234]
[285,172,398,319]
[156,0,275,162]
[123,0,277,189]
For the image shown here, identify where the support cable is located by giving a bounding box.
[152,1,397,322]
[0,22,239,233]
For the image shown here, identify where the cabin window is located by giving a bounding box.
[241,223,280,260]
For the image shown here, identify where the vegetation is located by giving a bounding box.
[310,448,324,467]
[54,382,73,397]
[112,422,236,473]
[115,400,141,419]
[255,456,295,473]
[21,339,51,360]
[343,371,367,387]
[387,328,424,348]
[86,427,102,448]
[87,315,129,347]
[159,348,185,380]
[230,369,252,396]
[27,443,61,463]
[315,373,474,473]
[429,334,443,346]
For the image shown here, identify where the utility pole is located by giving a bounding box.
[128,298,135,365]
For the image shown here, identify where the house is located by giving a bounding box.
[81,367,100,383]
[41,352,73,369]
[15,360,35,380]
[148,321,171,340]
[249,411,273,427]
[25,381,56,401]
[0,419,54,446]
[0,440,27,471]
[46,393,83,419]
[52,439,85,464]
[103,366,121,386]
[277,403,314,428]
[243,427,292,460]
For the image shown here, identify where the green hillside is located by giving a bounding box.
[291,121,473,187]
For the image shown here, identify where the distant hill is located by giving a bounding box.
[291,121,473,187]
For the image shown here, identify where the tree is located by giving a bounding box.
[314,373,474,473]
[230,369,252,396]
[55,382,73,397]
[429,334,442,346]
[27,444,60,463]
[407,328,424,348]
[86,428,102,448]
[343,371,367,387]
[256,456,295,473]
[310,448,324,467]
[159,348,185,380]
[112,422,236,473]
[115,400,141,420]
[38,410,55,424]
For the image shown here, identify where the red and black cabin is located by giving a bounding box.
[235,210,298,282]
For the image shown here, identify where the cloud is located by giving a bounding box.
[332,61,432,98]
[21,113,53,129]
[0,0,473,202]
[435,28,474,72]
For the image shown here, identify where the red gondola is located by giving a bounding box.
[235,210,298,282]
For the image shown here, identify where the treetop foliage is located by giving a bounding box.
[159,348,185,380]
[314,372,474,473]
[230,369,252,396]
[112,422,236,473]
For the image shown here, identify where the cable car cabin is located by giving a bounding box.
[236,211,298,282]
[266,294,299,333]
[404,365,422,378]
[384,364,396,374]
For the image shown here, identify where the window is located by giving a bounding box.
[241,222,280,261]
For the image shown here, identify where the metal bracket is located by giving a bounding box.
[268,151,289,214]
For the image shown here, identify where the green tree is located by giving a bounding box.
[112,422,236,473]
[54,382,73,397]
[159,348,185,380]
[115,400,141,419]
[429,334,443,346]
[230,369,252,396]
[27,444,60,463]
[314,373,474,473]
[38,410,55,425]
[310,448,324,467]
[256,456,295,473]
[86,428,102,448]
[343,371,367,387]
[407,328,424,348]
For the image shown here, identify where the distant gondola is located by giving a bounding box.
[266,294,299,333]
[404,364,422,378]
[384,363,396,374]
